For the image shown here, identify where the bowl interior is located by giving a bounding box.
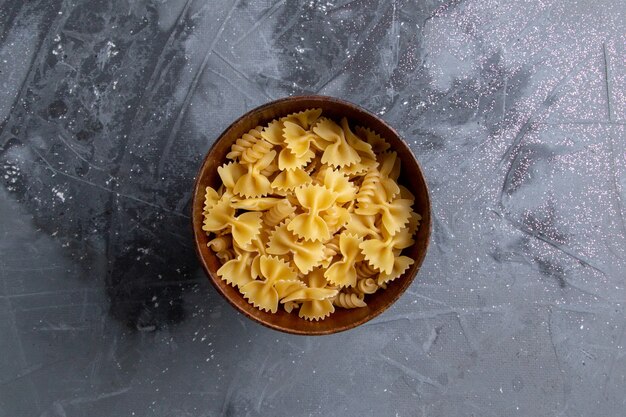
[192,96,431,335]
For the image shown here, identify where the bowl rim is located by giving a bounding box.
[192,94,432,335]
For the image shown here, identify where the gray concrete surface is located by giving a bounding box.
[0,0,625,416]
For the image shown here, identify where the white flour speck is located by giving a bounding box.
[52,187,66,202]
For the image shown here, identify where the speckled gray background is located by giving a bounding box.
[1,0,625,416]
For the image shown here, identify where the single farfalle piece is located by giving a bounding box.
[271,166,312,191]
[313,118,361,168]
[217,246,257,288]
[267,222,325,274]
[283,120,322,158]
[377,256,414,286]
[355,126,390,153]
[377,151,401,200]
[239,255,299,313]
[282,108,323,129]
[324,232,363,288]
[203,200,263,247]
[217,162,246,192]
[359,227,415,275]
[322,169,357,204]
[288,184,337,241]
[233,149,276,197]
[356,194,413,237]
[281,268,338,321]
[226,126,264,161]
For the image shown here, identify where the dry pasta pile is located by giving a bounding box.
[202,109,421,321]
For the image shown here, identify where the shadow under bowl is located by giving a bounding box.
[192,95,431,335]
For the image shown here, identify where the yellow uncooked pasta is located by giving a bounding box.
[202,109,420,320]
[332,292,367,309]
[263,199,295,228]
[207,235,232,252]
[216,248,236,263]
[226,126,264,160]
[356,277,379,295]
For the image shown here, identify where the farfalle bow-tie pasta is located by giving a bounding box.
[203,109,421,321]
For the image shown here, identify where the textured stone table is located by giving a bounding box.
[1,0,625,416]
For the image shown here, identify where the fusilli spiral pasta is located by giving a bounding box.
[356,168,381,205]
[216,248,236,263]
[226,126,263,160]
[324,234,340,256]
[260,162,279,178]
[240,138,273,165]
[207,235,232,252]
[264,199,296,228]
[356,278,378,294]
[356,261,379,278]
[283,301,300,313]
[332,292,367,309]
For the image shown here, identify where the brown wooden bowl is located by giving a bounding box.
[192,95,431,335]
